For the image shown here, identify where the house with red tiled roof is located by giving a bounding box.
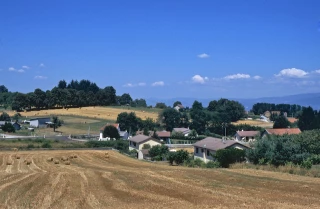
[193,137,250,162]
[234,130,260,142]
[262,128,301,137]
[99,123,129,140]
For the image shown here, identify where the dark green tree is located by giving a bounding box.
[298,106,317,131]
[34,88,46,110]
[155,103,167,109]
[52,116,62,132]
[173,101,182,107]
[116,112,139,134]
[0,112,10,121]
[273,115,290,129]
[214,148,246,168]
[103,125,120,139]
[1,122,15,133]
[160,108,181,131]
[148,145,169,161]
[58,80,67,89]
[119,93,132,105]
[0,85,8,93]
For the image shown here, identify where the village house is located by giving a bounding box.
[135,130,171,143]
[99,123,129,140]
[128,135,162,159]
[28,117,51,128]
[262,128,301,137]
[172,127,191,136]
[234,130,260,142]
[194,137,249,163]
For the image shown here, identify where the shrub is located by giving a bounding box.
[142,144,151,149]
[27,144,35,149]
[41,142,52,148]
[206,161,220,168]
[300,159,312,169]
[214,148,246,168]
[149,145,168,161]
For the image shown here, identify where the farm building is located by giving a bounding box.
[234,130,260,142]
[128,135,162,159]
[262,128,301,137]
[194,137,250,163]
[172,128,191,136]
[135,130,171,143]
[29,118,51,128]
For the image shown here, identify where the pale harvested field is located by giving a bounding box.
[0,150,320,208]
[233,119,274,128]
[7,106,159,121]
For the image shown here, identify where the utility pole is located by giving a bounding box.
[222,122,228,141]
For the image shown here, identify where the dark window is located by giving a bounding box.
[196,148,198,153]
[133,142,136,147]
[201,149,204,153]
[207,150,210,156]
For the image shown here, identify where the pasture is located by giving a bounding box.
[232,119,274,128]
[0,150,319,208]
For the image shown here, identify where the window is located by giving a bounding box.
[201,149,204,153]
[207,150,210,156]
[133,142,136,147]
[196,148,198,153]
[129,141,131,145]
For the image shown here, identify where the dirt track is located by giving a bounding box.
[0,150,320,208]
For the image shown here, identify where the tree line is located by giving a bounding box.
[0,80,147,111]
[251,102,305,116]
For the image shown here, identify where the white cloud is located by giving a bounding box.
[34,76,47,80]
[138,82,146,86]
[123,82,146,87]
[224,73,251,80]
[275,68,308,78]
[313,69,320,74]
[39,63,45,68]
[151,81,164,87]
[197,53,210,58]
[8,67,24,73]
[8,67,15,71]
[253,75,262,80]
[192,75,208,84]
[22,65,30,69]
[17,69,25,73]
[123,83,134,87]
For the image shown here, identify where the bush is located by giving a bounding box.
[168,150,189,165]
[214,148,246,168]
[1,122,15,133]
[41,142,52,148]
[142,144,151,149]
[206,161,220,168]
[27,144,35,149]
[149,145,168,161]
[300,159,312,169]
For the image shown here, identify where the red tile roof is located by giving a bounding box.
[236,131,260,137]
[287,117,298,123]
[265,128,301,136]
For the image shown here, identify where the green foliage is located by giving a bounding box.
[1,122,15,133]
[12,113,21,121]
[206,161,220,168]
[41,142,52,148]
[168,150,189,165]
[103,125,120,139]
[148,145,169,161]
[300,159,312,169]
[84,140,129,153]
[298,106,320,131]
[0,112,10,121]
[160,108,183,131]
[116,112,139,134]
[173,101,182,107]
[52,116,62,132]
[0,85,8,93]
[155,103,167,109]
[273,115,290,128]
[131,98,147,108]
[251,102,303,116]
[27,144,35,149]
[119,93,132,105]
[214,148,246,168]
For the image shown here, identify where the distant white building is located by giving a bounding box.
[234,130,260,142]
[29,118,51,128]
[172,128,191,136]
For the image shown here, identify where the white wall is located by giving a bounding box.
[193,146,215,163]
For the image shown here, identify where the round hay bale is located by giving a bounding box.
[73,154,77,158]
[6,161,13,165]
[69,155,74,159]
[61,156,68,161]
[25,159,32,165]
[16,155,20,159]
[64,161,71,165]
[47,157,53,162]
[54,160,60,164]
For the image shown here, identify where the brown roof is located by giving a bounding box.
[100,123,119,131]
[236,131,260,137]
[193,137,249,151]
[287,117,298,123]
[265,128,301,136]
[129,135,161,144]
[135,131,171,138]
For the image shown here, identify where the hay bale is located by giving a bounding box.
[69,155,74,159]
[6,161,13,165]
[16,155,20,159]
[73,154,77,158]
[65,161,71,165]
[61,156,68,161]
[25,159,32,165]
[47,157,53,162]
[54,160,60,164]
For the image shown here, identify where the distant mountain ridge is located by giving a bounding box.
[146,93,320,110]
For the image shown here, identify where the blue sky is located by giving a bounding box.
[1,0,320,99]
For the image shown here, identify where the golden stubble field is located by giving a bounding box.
[6,106,159,121]
[0,150,320,208]
[232,119,274,128]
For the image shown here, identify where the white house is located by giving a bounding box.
[193,137,249,163]
[99,123,129,140]
[128,135,162,159]
[234,130,260,142]
[29,118,51,128]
